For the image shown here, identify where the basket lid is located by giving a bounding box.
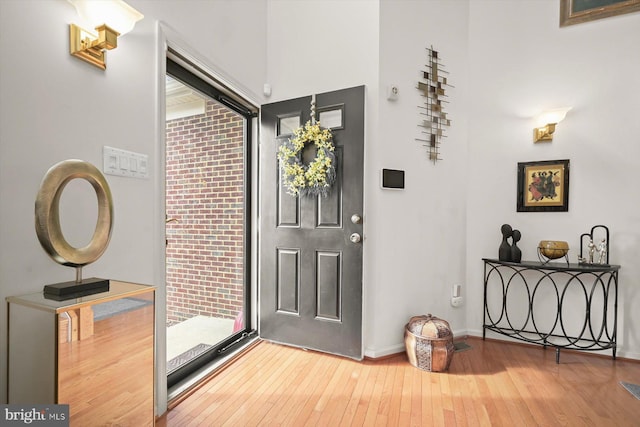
[406,314,452,339]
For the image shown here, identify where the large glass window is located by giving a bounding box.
[165,59,254,389]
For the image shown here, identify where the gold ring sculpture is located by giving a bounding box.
[35,160,113,275]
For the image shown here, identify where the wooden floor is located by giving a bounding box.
[158,337,640,426]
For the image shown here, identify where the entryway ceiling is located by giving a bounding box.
[166,76,206,120]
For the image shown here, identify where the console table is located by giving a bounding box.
[7,280,155,426]
[482,258,620,363]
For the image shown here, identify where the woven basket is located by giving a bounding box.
[404,314,454,372]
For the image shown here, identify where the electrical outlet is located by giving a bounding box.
[453,284,461,298]
[386,85,399,101]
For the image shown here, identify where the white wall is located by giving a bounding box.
[264,0,380,101]
[129,0,267,102]
[0,0,157,405]
[264,0,383,356]
[2,0,640,412]
[0,0,267,409]
[266,0,640,360]
[368,0,470,356]
[465,0,640,359]
[265,0,471,358]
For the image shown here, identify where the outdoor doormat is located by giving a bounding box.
[93,297,153,321]
[620,381,640,399]
[167,343,213,373]
[454,341,472,352]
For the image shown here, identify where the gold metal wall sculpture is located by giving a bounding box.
[35,160,113,280]
[417,46,452,163]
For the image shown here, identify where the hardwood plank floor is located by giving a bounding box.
[158,337,640,426]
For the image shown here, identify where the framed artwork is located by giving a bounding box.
[560,0,640,26]
[517,159,570,212]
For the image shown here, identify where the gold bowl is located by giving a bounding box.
[538,240,569,259]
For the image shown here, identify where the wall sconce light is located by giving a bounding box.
[533,108,571,143]
[69,0,143,70]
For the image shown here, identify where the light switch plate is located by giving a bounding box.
[103,146,149,179]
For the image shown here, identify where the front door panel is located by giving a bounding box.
[259,86,365,359]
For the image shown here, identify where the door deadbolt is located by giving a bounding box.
[350,233,362,243]
[351,214,362,224]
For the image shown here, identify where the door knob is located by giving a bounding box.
[351,214,362,224]
[350,233,362,243]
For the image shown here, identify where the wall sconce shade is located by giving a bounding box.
[68,0,143,70]
[533,107,571,142]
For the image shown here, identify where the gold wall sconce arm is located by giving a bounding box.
[68,0,143,70]
[69,23,120,70]
[533,108,571,143]
[534,122,557,142]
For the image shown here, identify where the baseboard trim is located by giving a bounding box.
[364,328,470,359]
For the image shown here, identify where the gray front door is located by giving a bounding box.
[259,86,364,359]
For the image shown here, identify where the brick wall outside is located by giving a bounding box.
[165,100,245,325]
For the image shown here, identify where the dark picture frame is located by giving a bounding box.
[560,0,640,27]
[517,159,570,212]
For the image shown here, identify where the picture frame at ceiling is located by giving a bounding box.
[517,159,570,212]
[560,0,640,27]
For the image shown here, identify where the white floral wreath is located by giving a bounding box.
[277,120,336,197]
